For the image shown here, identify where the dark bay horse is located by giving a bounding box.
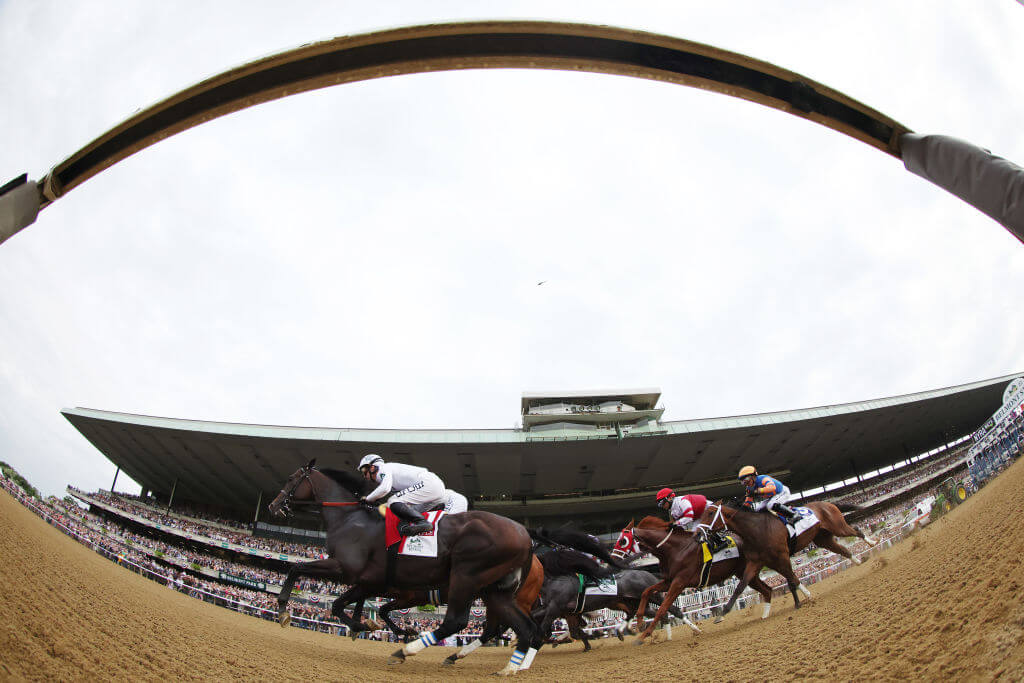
[532,548,699,650]
[267,460,538,675]
[694,500,877,620]
[623,517,773,643]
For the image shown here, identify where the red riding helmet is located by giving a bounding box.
[656,487,675,502]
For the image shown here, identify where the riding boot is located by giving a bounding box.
[708,531,728,553]
[775,504,799,526]
[390,501,432,536]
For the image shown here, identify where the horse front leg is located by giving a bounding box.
[277,558,342,627]
[633,578,669,636]
[634,577,685,644]
[715,561,761,624]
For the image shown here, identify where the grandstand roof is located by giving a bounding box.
[62,372,1021,524]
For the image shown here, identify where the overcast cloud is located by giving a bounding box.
[2,1,1023,498]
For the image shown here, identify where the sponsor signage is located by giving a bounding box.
[217,571,266,591]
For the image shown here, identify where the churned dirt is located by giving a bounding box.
[2,460,1024,681]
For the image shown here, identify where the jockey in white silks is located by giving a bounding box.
[358,454,447,536]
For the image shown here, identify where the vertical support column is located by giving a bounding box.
[110,466,120,493]
[253,490,263,524]
[166,478,178,514]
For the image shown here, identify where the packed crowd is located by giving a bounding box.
[828,446,969,506]
[73,488,317,558]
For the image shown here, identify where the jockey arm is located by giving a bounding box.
[364,466,394,503]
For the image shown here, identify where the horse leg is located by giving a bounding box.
[443,616,500,667]
[715,561,761,624]
[633,578,668,636]
[389,577,474,665]
[277,558,341,627]
[746,575,774,619]
[662,598,701,633]
[771,556,807,608]
[483,590,540,676]
[813,530,861,565]
[634,576,685,644]
[378,597,418,639]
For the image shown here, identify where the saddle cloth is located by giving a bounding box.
[573,575,617,613]
[784,506,819,538]
[384,509,445,557]
[711,535,740,563]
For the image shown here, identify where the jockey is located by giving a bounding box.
[738,466,799,526]
[655,488,706,530]
[443,488,469,515]
[657,488,728,552]
[358,454,447,536]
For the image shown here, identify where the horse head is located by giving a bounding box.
[611,518,638,558]
[267,459,320,517]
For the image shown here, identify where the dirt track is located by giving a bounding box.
[2,461,1024,681]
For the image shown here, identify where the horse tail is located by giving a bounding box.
[539,549,614,581]
[529,527,629,570]
[832,502,860,514]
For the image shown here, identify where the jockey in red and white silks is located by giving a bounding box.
[655,489,708,530]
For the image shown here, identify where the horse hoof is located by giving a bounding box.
[713,616,724,624]
[442,656,458,667]
[387,650,406,666]
[632,638,646,647]
[616,631,624,641]
[278,612,291,628]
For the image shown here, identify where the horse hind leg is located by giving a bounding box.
[814,530,860,565]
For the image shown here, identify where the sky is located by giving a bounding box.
[2,1,1023,499]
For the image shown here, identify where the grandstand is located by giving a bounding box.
[62,373,1020,536]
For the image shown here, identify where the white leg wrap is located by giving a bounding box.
[498,649,527,676]
[798,583,812,598]
[520,647,538,670]
[403,631,436,655]
[762,603,772,619]
[457,638,483,659]
[665,622,672,640]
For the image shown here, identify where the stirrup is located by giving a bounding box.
[399,520,432,536]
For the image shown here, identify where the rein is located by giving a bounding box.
[276,468,363,513]
[695,504,730,536]
[654,526,675,548]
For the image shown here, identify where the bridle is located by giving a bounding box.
[274,465,361,517]
[694,503,730,538]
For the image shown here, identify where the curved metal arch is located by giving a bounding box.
[1,21,1021,244]
[43,21,910,203]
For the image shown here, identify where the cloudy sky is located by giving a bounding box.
[2,1,1023,498]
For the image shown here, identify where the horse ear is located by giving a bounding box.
[626,518,635,530]
[306,458,317,469]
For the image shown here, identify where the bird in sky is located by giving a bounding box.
[537,281,546,286]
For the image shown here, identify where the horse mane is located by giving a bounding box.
[539,548,614,581]
[636,515,670,530]
[529,526,628,569]
[318,468,370,496]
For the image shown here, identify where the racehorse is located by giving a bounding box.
[268,460,539,675]
[532,548,699,651]
[621,517,773,643]
[693,500,877,620]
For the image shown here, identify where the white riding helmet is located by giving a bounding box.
[358,454,384,472]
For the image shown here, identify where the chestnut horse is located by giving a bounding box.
[620,517,773,642]
[268,460,539,675]
[694,500,876,620]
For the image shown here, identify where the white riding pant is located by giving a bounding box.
[443,489,469,514]
[387,472,446,511]
[753,486,791,512]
